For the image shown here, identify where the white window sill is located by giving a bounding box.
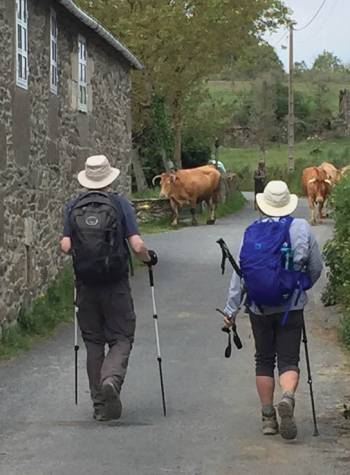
[16,79,28,90]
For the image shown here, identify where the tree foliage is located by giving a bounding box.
[312,50,344,72]
[77,0,288,167]
[227,41,284,81]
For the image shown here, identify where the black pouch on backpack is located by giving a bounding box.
[69,192,129,284]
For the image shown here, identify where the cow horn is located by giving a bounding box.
[152,175,162,186]
[325,179,332,185]
[308,178,316,184]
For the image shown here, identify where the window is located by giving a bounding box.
[16,0,28,89]
[50,9,58,94]
[78,36,87,112]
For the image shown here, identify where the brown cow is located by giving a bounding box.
[319,161,341,184]
[152,165,221,226]
[301,167,332,225]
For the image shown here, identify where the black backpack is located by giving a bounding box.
[69,192,129,284]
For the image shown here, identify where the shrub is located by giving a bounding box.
[322,175,350,346]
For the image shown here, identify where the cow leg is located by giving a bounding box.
[206,197,216,225]
[170,199,179,227]
[318,201,324,224]
[190,206,198,226]
[309,197,316,225]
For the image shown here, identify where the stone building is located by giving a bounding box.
[0,0,142,330]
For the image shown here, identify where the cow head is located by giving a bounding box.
[308,176,332,204]
[152,172,178,198]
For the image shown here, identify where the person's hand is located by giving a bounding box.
[146,250,158,266]
[223,315,235,329]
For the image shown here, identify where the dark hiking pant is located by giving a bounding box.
[76,279,136,407]
[249,310,303,377]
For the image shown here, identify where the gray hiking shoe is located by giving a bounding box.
[278,393,297,440]
[93,405,108,422]
[262,408,279,435]
[101,378,122,420]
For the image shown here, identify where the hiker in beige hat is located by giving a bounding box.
[60,155,157,421]
[222,180,323,440]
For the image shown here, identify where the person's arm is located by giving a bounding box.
[307,232,323,286]
[60,236,72,254]
[60,204,72,254]
[119,196,157,265]
[291,220,323,286]
[223,269,242,327]
[128,234,151,263]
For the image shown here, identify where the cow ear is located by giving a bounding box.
[170,174,178,184]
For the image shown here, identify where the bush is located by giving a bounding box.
[322,175,350,346]
[181,137,211,168]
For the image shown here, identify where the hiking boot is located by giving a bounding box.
[101,377,122,420]
[278,393,297,440]
[93,406,109,422]
[262,407,279,435]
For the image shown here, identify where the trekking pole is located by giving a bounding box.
[216,238,242,278]
[148,266,167,417]
[302,319,319,436]
[74,286,79,405]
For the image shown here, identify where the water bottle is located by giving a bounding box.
[281,242,290,270]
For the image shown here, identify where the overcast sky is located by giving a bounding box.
[265,0,349,70]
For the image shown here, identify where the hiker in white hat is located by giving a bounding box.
[60,155,158,422]
[221,180,323,440]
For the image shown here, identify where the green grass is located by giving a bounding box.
[131,187,160,199]
[207,78,349,112]
[219,137,350,192]
[0,266,73,360]
[340,312,350,349]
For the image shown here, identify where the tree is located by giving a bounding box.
[77,0,288,167]
[312,50,344,72]
[294,60,308,78]
[228,40,284,80]
[249,74,278,156]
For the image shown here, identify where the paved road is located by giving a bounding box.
[0,195,350,475]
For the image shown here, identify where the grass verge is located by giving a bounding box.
[0,266,73,360]
[340,312,350,349]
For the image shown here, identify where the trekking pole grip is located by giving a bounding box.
[148,266,154,287]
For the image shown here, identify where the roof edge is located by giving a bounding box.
[57,0,144,70]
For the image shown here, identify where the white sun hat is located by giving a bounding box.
[256,180,298,217]
[77,155,120,189]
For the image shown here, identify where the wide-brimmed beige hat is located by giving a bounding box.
[77,155,120,189]
[256,180,298,217]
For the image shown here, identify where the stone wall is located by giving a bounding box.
[0,0,133,331]
[132,198,172,223]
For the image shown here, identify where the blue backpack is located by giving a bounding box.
[239,217,311,315]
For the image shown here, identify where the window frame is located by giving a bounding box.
[16,0,29,89]
[50,8,58,95]
[78,35,88,112]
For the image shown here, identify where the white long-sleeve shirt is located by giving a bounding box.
[224,218,323,317]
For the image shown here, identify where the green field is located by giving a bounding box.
[219,137,350,192]
[207,78,349,111]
